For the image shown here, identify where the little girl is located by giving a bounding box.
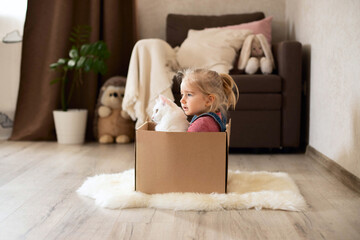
[178,68,239,132]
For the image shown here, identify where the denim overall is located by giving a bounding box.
[190,112,227,132]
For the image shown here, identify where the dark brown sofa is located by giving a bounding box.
[167,12,302,149]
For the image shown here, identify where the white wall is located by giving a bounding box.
[0,0,27,139]
[0,41,21,112]
[286,0,360,178]
[135,0,286,43]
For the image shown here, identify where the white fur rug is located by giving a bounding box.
[77,169,306,211]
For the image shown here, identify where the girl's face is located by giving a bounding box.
[180,79,213,116]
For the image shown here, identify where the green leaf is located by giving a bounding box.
[58,58,67,64]
[76,56,86,69]
[87,44,96,55]
[98,41,107,51]
[101,49,110,59]
[99,62,107,75]
[83,25,91,31]
[80,44,90,55]
[84,58,92,72]
[93,42,100,50]
[50,77,61,85]
[49,63,59,69]
[93,59,101,73]
[67,59,76,68]
[69,49,79,59]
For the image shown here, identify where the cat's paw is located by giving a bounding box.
[116,135,130,143]
[98,106,112,118]
[99,134,114,143]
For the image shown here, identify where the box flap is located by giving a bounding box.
[136,121,156,131]
[136,121,149,131]
[226,119,231,147]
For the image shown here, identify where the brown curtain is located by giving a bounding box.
[10,0,136,141]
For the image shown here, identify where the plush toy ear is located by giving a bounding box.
[256,34,275,69]
[238,34,255,70]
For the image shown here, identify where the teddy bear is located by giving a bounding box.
[93,76,135,143]
[238,33,275,75]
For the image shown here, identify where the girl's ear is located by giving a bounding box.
[206,94,215,107]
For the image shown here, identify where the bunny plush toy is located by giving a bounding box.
[238,33,275,75]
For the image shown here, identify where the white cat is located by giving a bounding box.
[152,95,189,132]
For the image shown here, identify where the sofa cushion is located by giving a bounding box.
[176,28,251,73]
[232,74,281,93]
[219,16,273,45]
[166,12,265,48]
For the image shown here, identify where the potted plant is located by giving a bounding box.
[49,25,110,144]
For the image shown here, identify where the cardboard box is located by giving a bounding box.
[135,121,230,194]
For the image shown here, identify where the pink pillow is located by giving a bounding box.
[221,16,272,45]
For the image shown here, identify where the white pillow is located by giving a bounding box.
[176,28,252,73]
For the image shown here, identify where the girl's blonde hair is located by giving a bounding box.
[178,68,239,116]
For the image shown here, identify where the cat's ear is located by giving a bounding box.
[159,94,170,106]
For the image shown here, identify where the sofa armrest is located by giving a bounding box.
[273,41,302,147]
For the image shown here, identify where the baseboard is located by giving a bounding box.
[306,145,360,193]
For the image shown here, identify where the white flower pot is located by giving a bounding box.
[53,109,88,144]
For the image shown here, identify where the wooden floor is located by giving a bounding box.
[0,141,359,240]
